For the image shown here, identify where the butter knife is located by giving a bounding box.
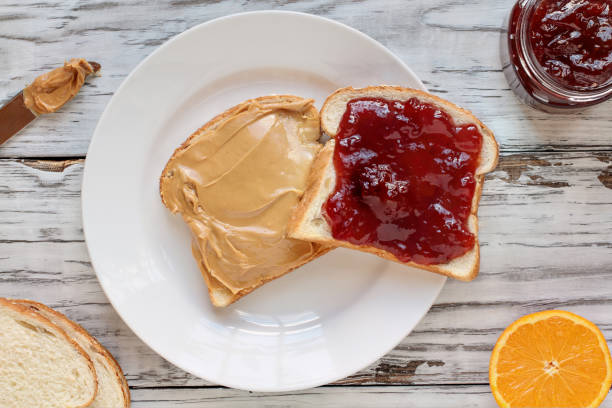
[0,61,101,146]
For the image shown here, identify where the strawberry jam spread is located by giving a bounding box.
[322,98,482,265]
[529,0,612,89]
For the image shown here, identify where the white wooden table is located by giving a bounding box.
[2,0,612,406]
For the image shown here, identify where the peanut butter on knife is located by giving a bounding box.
[23,58,99,115]
[0,58,101,146]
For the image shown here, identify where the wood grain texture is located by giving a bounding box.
[127,385,612,408]
[1,0,612,158]
[1,153,611,389]
[128,385,499,407]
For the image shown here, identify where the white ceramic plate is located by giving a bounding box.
[82,11,446,392]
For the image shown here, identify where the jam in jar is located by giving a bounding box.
[322,98,482,266]
[503,0,612,110]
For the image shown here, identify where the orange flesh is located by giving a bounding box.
[490,311,612,408]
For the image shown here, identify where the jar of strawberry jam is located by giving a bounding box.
[502,0,612,111]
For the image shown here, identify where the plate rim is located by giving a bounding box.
[82,10,446,392]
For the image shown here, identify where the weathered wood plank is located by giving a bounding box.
[1,152,611,387]
[129,385,499,407]
[0,159,83,242]
[127,385,612,407]
[1,0,612,158]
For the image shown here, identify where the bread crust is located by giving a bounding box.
[200,246,334,307]
[0,298,99,408]
[290,86,499,281]
[160,95,332,306]
[12,299,130,408]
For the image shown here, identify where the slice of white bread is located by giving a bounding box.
[0,298,98,408]
[160,95,332,307]
[13,300,130,408]
[289,86,499,281]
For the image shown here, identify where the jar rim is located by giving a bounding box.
[514,0,612,100]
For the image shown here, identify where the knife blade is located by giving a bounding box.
[0,61,101,146]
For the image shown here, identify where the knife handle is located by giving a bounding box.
[0,92,36,146]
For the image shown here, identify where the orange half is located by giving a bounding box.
[490,310,612,408]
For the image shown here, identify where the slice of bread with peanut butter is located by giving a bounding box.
[160,95,332,307]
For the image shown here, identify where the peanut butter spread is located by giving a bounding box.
[160,96,324,294]
[23,59,94,115]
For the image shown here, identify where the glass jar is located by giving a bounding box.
[501,0,612,112]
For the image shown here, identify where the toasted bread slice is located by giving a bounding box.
[289,86,499,281]
[13,300,130,408]
[160,95,331,307]
[0,298,98,408]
